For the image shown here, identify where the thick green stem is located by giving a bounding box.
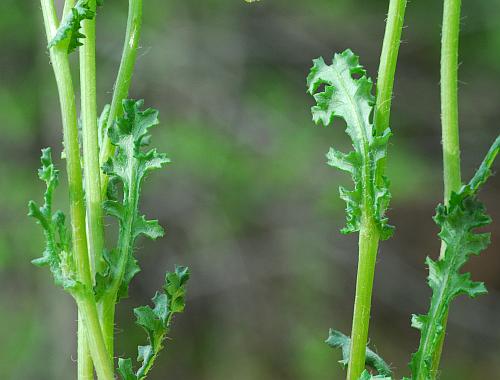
[76,295,115,380]
[346,2,407,379]
[78,311,94,380]
[347,216,380,380]
[40,1,113,379]
[430,0,463,377]
[99,0,143,197]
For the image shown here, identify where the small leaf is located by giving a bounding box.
[118,267,190,380]
[29,148,81,293]
[48,0,95,54]
[325,329,392,377]
[118,358,137,380]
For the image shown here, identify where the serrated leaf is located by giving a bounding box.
[29,148,81,293]
[409,136,499,379]
[307,49,393,239]
[118,266,190,380]
[48,0,95,54]
[97,99,170,304]
[325,329,392,377]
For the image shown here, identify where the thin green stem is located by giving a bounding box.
[346,2,407,379]
[375,0,407,136]
[99,0,143,197]
[79,0,105,374]
[440,0,462,204]
[430,0,463,377]
[80,0,105,280]
[347,216,380,380]
[40,1,113,379]
[97,0,143,357]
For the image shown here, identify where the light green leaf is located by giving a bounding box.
[307,49,393,239]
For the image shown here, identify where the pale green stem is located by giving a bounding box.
[346,1,407,379]
[374,0,407,136]
[80,0,105,281]
[429,0,463,378]
[440,0,462,204]
[79,0,106,375]
[346,216,380,380]
[78,311,94,380]
[39,1,113,379]
[99,0,143,198]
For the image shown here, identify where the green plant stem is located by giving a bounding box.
[99,0,143,198]
[40,1,113,379]
[78,311,94,380]
[374,0,407,136]
[79,0,105,375]
[346,2,407,379]
[80,0,105,281]
[76,295,115,380]
[97,0,143,358]
[347,216,380,380]
[440,0,462,203]
[429,0,463,378]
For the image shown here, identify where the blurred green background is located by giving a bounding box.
[0,0,499,379]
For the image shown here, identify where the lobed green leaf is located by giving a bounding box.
[307,49,393,240]
[48,0,95,54]
[95,99,170,302]
[409,136,499,379]
[118,266,190,380]
[29,148,81,293]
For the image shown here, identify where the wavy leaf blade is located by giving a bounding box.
[96,99,169,304]
[306,49,393,239]
[48,0,95,54]
[29,148,80,292]
[118,266,190,380]
[409,136,499,379]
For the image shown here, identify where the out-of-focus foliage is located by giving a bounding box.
[0,0,499,379]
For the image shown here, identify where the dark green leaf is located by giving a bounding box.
[409,136,499,379]
[48,0,95,54]
[118,267,190,380]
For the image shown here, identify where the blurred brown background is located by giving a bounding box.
[0,0,499,379]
